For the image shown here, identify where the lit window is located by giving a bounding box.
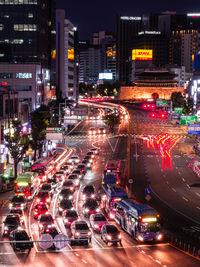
[28,13,33,18]
[16,73,32,79]
[0,24,4,31]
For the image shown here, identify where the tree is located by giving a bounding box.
[103,113,121,133]
[183,98,194,115]
[5,119,29,179]
[171,92,184,108]
[31,105,50,160]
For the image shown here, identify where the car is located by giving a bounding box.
[9,195,27,210]
[69,155,80,164]
[98,127,106,134]
[59,188,73,201]
[40,225,59,239]
[82,185,96,201]
[82,198,100,217]
[54,171,65,181]
[72,169,83,179]
[89,148,99,155]
[3,214,22,236]
[33,203,48,219]
[9,209,24,224]
[63,210,79,227]
[58,199,73,215]
[84,155,93,163]
[63,162,74,170]
[71,220,91,245]
[40,183,53,197]
[47,177,57,189]
[88,127,96,136]
[9,230,33,252]
[89,213,107,232]
[101,224,122,245]
[68,174,80,187]
[77,164,86,175]
[82,159,92,169]
[35,191,51,205]
[62,180,76,193]
[38,214,55,231]
[60,165,70,174]
[86,151,95,159]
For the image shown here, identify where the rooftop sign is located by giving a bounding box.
[132,49,153,61]
[138,31,161,35]
[120,16,141,20]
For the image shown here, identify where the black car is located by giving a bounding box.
[63,210,79,227]
[82,185,95,201]
[58,199,73,215]
[40,183,53,196]
[9,230,33,252]
[3,215,22,236]
[40,226,59,239]
[82,198,100,217]
[77,164,86,175]
[59,188,73,201]
[72,170,82,179]
[101,224,122,245]
[82,159,92,169]
[9,196,27,210]
[86,151,95,159]
[84,155,93,163]
[62,180,76,193]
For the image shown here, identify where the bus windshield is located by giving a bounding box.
[139,222,161,233]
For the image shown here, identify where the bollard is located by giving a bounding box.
[188,244,190,253]
[179,240,182,248]
[183,243,186,251]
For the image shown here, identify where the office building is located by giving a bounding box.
[56,10,78,100]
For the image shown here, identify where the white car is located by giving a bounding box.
[89,213,107,232]
[89,148,99,155]
[71,220,91,245]
[69,156,80,164]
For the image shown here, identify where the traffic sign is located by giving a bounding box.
[39,234,53,250]
[181,115,197,125]
[128,179,133,184]
[145,187,151,195]
[156,99,168,107]
[174,107,183,114]
[188,124,200,135]
[54,234,68,249]
[145,194,151,201]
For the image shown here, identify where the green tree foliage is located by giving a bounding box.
[5,119,29,179]
[183,98,194,115]
[97,81,121,96]
[103,113,121,133]
[31,105,50,160]
[171,92,184,108]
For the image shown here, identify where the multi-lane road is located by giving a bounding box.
[0,102,200,266]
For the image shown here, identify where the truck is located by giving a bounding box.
[104,159,121,182]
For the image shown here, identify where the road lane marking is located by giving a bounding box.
[169,243,200,262]
[182,177,185,182]
[81,259,87,264]
[195,192,200,197]
[196,206,200,210]
[75,252,79,256]
[186,184,190,189]
[182,196,189,202]
[172,188,176,192]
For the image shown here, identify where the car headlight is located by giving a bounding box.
[107,234,112,240]
[69,195,73,200]
[75,232,80,236]
[118,234,121,239]
[75,180,79,186]
[17,226,22,230]
[64,218,68,223]
[84,208,89,212]
[88,231,91,236]
[59,196,63,200]
[87,163,91,167]
[91,194,95,198]
[157,234,163,240]
[96,208,100,212]
[4,226,8,230]
[59,207,63,211]
[94,224,99,229]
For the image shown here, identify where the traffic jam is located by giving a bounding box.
[2,102,163,253]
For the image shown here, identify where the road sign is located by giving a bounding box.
[145,194,151,202]
[145,187,151,195]
[174,107,183,114]
[128,179,133,184]
[181,115,197,125]
[54,234,68,249]
[156,99,168,107]
[188,124,200,135]
[39,234,53,250]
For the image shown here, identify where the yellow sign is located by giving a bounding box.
[68,48,74,60]
[132,49,153,61]
[51,49,56,60]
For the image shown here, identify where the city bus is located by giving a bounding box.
[114,199,163,242]
[101,184,128,219]
[14,172,39,199]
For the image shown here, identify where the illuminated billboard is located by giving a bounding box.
[99,73,113,80]
[132,49,153,61]
[51,49,56,60]
[68,48,74,60]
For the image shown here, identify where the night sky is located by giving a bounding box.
[56,0,200,40]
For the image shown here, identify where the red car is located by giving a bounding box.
[33,203,48,219]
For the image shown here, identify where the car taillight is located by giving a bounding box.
[45,228,50,233]
[75,232,80,236]
[64,219,68,223]
[94,224,99,228]
[34,211,38,215]
[107,234,112,240]
[88,231,91,236]
[118,234,121,239]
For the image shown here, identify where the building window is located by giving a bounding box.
[0,0,38,4]
[16,85,32,91]
[14,24,37,31]
[28,13,33,18]
[0,24,4,31]
[16,73,32,79]
[0,73,13,78]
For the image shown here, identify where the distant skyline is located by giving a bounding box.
[56,0,200,40]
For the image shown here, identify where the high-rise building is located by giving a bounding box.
[56,10,78,100]
[0,0,56,104]
[116,15,142,84]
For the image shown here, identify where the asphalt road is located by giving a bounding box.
[0,108,199,266]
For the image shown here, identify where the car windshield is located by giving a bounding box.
[41,184,51,190]
[78,165,85,169]
[106,225,119,234]
[61,189,71,195]
[68,175,77,179]
[71,156,78,159]
[87,152,93,155]
[40,216,53,222]
[60,200,72,208]
[65,211,77,217]
[83,186,94,194]
[56,171,64,175]
[63,181,73,186]
[139,223,161,233]
[15,231,29,240]
[38,192,49,197]
[85,200,98,209]
[94,215,106,222]
[5,216,19,224]
[76,223,89,230]
[73,170,80,174]
[12,196,25,203]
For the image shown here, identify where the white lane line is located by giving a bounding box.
[155,259,161,265]
[75,252,79,256]
[29,199,38,252]
[196,206,200,210]
[196,192,200,197]
[186,184,190,189]
[182,177,185,182]
[182,196,189,202]
[172,188,176,192]
[166,181,169,185]
[178,172,181,175]
[81,259,87,264]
